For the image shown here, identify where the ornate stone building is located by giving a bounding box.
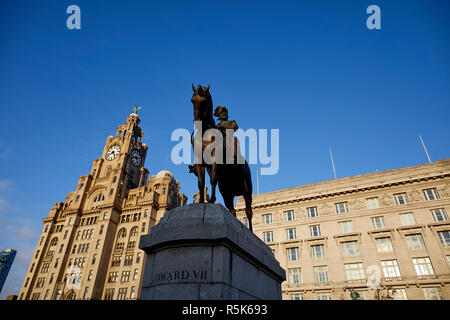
[236,159,450,300]
[18,112,187,300]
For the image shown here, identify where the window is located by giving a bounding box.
[311,244,326,259]
[437,231,450,247]
[354,290,369,300]
[50,237,58,247]
[142,223,146,233]
[284,210,295,221]
[371,216,385,229]
[54,258,59,268]
[243,217,249,228]
[92,254,97,265]
[130,227,138,237]
[36,277,46,288]
[291,294,304,300]
[118,228,127,238]
[110,189,114,195]
[263,231,273,243]
[99,225,104,235]
[117,288,127,300]
[261,214,272,224]
[423,287,444,300]
[389,288,407,300]
[341,241,359,257]
[287,247,300,262]
[88,270,93,281]
[309,225,321,237]
[431,208,448,222]
[115,242,124,250]
[136,253,141,264]
[400,213,416,226]
[104,289,114,300]
[406,234,426,250]
[127,241,136,250]
[34,250,40,259]
[366,197,380,209]
[108,272,118,283]
[121,271,130,282]
[111,256,121,267]
[49,273,54,284]
[423,188,439,201]
[52,289,62,300]
[336,221,352,234]
[41,263,50,273]
[375,237,394,253]
[381,260,401,278]
[83,287,89,300]
[307,207,319,218]
[124,255,133,266]
[394,193,409,205]
[314,266,329,283]
[288,268,301,284]
[344,263,365,281]
[133,268,139,280]
[31,293,40,300]
[317,292,332,300]
[335,202,349,214]
[286,228,297,240]
[413,257,434,276]
[113,176,117,183]
[130,286,136,299]
[446,256,450,268]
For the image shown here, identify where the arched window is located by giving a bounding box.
[117,228,127,238]
[118,131,122,137]
[50,237,58,247]
[113,176,117,183]
[130,227,138,237]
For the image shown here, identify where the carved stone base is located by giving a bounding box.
[138,203,285,300]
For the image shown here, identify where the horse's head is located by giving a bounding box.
[191,84,214,126]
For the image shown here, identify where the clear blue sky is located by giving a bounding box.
[0,0,449,298]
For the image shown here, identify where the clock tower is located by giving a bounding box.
[18,110,187,300]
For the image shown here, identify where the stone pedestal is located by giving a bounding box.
[139,203,286,300]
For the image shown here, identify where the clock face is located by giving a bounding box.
[131,149,142,167]
[106,145,121,161]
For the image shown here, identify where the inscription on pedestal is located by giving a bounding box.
[151,269,209,285]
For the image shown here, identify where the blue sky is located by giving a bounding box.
[0,0,449,298]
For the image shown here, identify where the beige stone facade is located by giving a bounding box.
[236,159,450,300]
[18,113,187,300]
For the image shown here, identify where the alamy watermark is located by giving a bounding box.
[171,122,279,175]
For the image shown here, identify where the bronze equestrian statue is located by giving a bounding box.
[189,84,253,231]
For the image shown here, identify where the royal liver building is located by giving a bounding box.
[19,112,187,300]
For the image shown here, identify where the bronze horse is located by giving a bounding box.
[190,84,253,231]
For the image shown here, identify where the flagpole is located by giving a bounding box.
[419,134,432,163]
[329,147,337,179]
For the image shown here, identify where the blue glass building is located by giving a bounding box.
[0,248,17,294]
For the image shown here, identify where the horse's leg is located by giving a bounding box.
[223,196,236,217]
[208,163,218,203]
[196,164,205,203]
[243,185,253,232]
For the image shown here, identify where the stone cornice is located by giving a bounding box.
[237,172,450,212]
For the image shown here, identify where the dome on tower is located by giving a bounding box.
[156,170,173,179]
